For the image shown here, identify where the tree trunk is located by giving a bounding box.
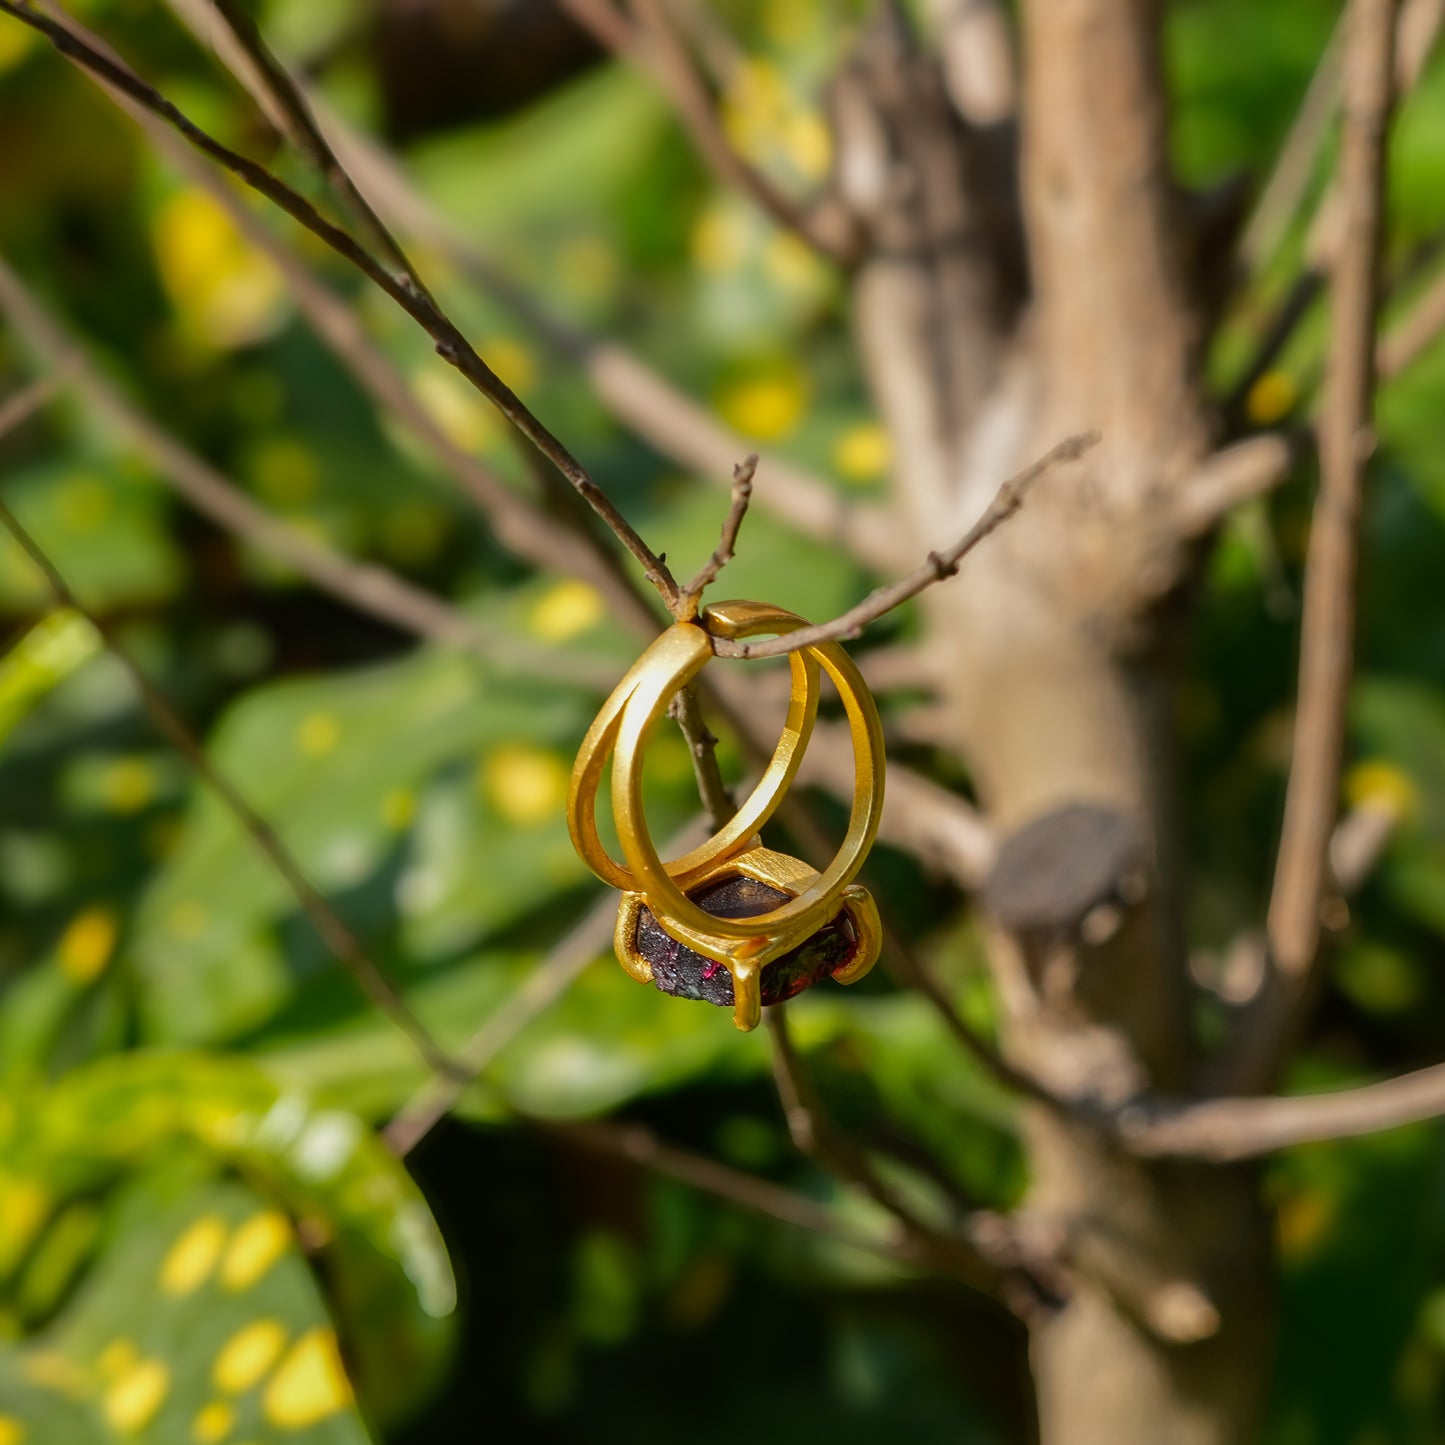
[841,1,1280,1436]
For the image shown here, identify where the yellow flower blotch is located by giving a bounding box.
[1345,759,1419,822]
[0,1415,24,1445]
[691,203,750,274]
[250,438,320,508]
[220,1211,291,1292]
[58,906,118,984]
[832,423,892,483]
[716,366,809,442]
[102,759,155,814]
[481,745,568,827]
[483,337,537,394]
[153,189,285,349]
[103,1359,170,1435]
[412,368,495,452]
[192,1400,236,1444]
[160,1215,228,1296]
[296,712,341,759]
[530,579,605,643]
[98,1338,140,1380]
[213,1320,287,1395]
[1245,370,1298,426]
[262,1329,353,1430]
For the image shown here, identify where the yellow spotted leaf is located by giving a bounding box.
[262,1329,353,1430]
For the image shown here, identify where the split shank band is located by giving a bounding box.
[567,599,885,1030]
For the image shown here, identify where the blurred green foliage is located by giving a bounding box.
[0,0,1444,1440]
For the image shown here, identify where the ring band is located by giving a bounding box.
[567,602,820,893]
[569,599,885,1028]
[611,602,884,964]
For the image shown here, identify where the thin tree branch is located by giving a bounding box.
[540,1115,914,1261]
[0,375,59,435]
[560,0,858,262]
[39,0,740,817]
[1117,1059,1445,1161]
[0,255,611,688]
[722,433,1098,660]
[205,0,413,282]
[680,453,756,614]
[1237,14,1343,274]
[1172,434,1300,537]
[385,806,714,1155]
[1266,0,1398,993]
[50,0,658,625]
[1378,260,1445,375]
[142,0,743,819]
[1227,0,1441,411]
[5,0,679,606]
[384,891,620,1156]
[766,1005,1063,1314]
[166,38,901,572]
[0,476,460,1081]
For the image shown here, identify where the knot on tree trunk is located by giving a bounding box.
[983,802,1149,944]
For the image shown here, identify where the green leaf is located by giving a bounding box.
[0,1178,375,1443]
[0,460,183,615]
[0,611,100,751]
[129,640,596,1043]
[0,1051,455,1423]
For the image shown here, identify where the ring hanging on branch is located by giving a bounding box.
[568,600,885,1030]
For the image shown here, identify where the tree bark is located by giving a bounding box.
[845,2,1279,1437]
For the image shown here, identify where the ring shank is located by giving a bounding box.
[567,605,820,893]
[612,602,883,961]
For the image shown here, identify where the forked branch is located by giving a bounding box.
[2,0,678,605]
[724,432,1098,660]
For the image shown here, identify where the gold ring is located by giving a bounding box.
[567,603,820,893]
[568,599,885,1031]
[613,602,883,956]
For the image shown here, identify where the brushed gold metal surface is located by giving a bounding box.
[568,600,885,1029]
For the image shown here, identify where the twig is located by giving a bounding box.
[680,453,757,614]
[803,722,995,890]
[561,0,857,262]
[384,891,619,1156]
[1237,14,1343,273]
[0,375,59,435]
[0,478,460,1081]
[667,684,733,828]
[51,0,661,627]
[383,813,714,1156]
[151,0,740,818]
[1226,0,1441,412]
[722,432,1099,660]
[1172,434,1299,537]
[1378,260,1445,375]
[196,52,902,572]
[766,1005,1061,1311]
[541,1115,912,1260]
[0,254,610,688]
[5,0,679,607]
[1266,0,1397,991]
[1117,1059,1445,1162]
[206,0,414,282]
